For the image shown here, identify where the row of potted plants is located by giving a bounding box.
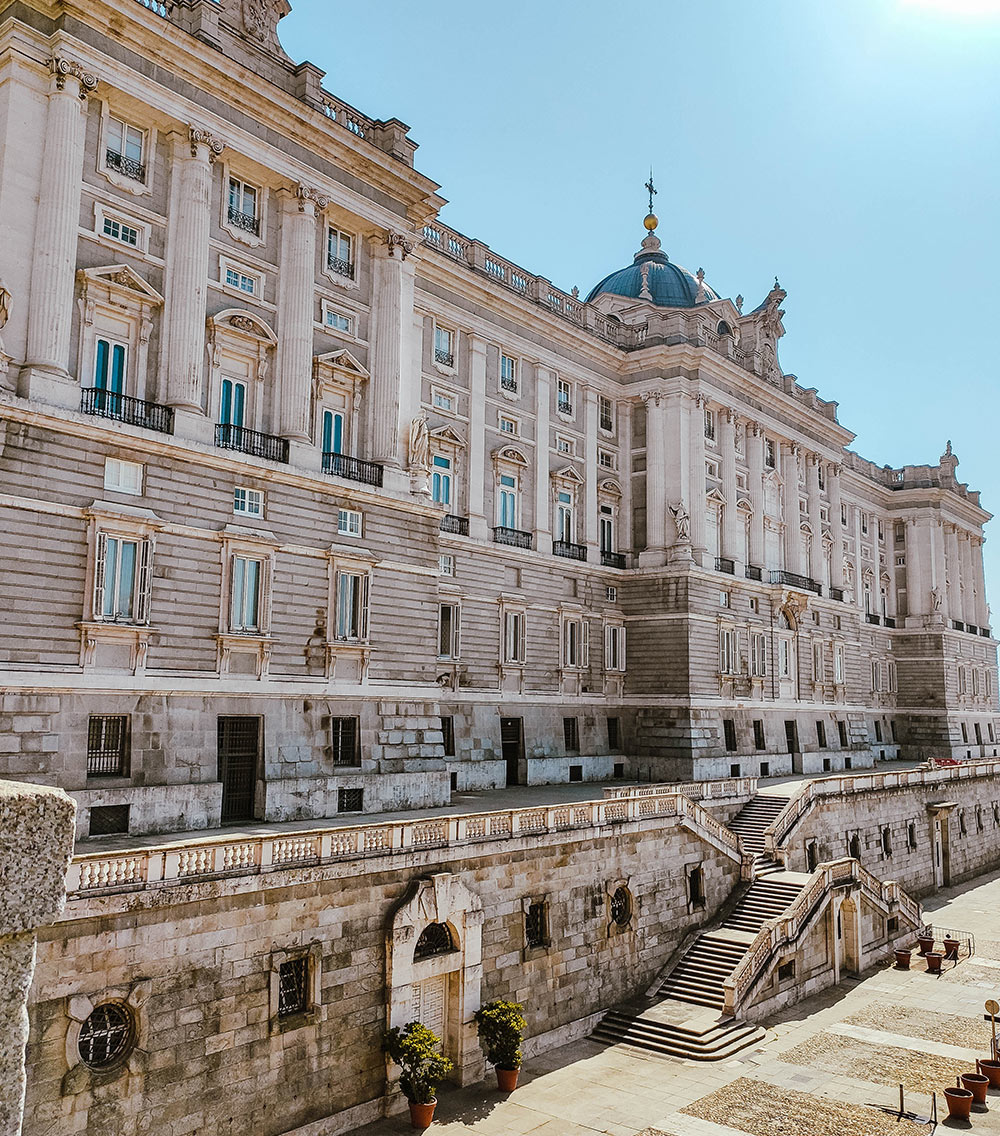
[383,999,527,1129]
[942,1058,1000,1121]
[894,931,961,972]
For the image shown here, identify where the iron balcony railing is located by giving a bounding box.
[434,348,454,367]
[715,556,735,575]
[326,254,354,279]
[322,451,384,487]
[601,550,626,569]
[105,149,146,182]
[557,398,573,415]
[493,526,533,550]
[866,613,881,625]
[227,206,260,236]
[500,374,518,393]
[829,586,845,602]
[215,423,289,463]
[81,388,174,434]
[769,570,822,596]
[554,540,588,562]
[440,514,469,535]
[744,565,763,581]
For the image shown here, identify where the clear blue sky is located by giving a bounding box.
[282,0,1000,607]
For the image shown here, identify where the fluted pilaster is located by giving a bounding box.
[747,423,765,570]
[782,444,805,574]
[720,409,741,565]
[806,454,825,584]
[640,390,666,562]
[828,465,844,588]
[688,394,707,562]
[369,232,416,467]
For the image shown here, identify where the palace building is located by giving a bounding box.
[0,0,997,842]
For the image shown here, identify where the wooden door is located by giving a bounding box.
[500,717,524,786]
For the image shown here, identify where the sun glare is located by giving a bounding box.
[902,0,1000,14]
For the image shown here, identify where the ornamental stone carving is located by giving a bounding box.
[295,183,329,211]
[51,58,98,96]
[188,126,225,161]
[384,231,414,260]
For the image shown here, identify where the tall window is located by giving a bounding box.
[563,617,589,669]
[765,438,776,468]
[335,570,369,641]
[106,116,145,180]
[599,395,614,432]
[497,473,518,528]
[719,627,738,674]
[556,378,572,414]
[605,624,626,672]
[834,643,845,684]
[556,491,574,542]
[87,715,130,777]
[704,407,716,441]
[327,227,354,277]
[227,177,259,233]
[94,338,126,397]
[750,632,767,677]
[322,409,344,454]
[438,603,461,659]
[599,504,616,553]
[779,638,791,678]
[500,353,518,393]
[230,555,262,632]
[330,717,359,765]
[94,534,150,623]
[432,455,452,506]
[220,377,247,427]
[503,610,526,664]
[434,325,454,367]
[813,642,824,683]
[278,957,310,1018]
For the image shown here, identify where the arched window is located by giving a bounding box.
[414,922,455,960]
[717,320,733,337]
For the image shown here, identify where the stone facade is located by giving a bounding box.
[0,0,998,842]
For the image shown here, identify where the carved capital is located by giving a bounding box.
[640,390,661,407]
[385,231,414,259]
[51,57,98,97]
[189,126,225,161]
[296,183,329,211]
[749,420,763,437]
[723,407,737,425]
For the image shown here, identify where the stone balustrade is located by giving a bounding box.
[604,776,758,802]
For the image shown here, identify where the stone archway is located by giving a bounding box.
[837,893,862,976]
[386,873,484,1086]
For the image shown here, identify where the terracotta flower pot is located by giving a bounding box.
[894,948,912,970]
[408,1100,437,1130]
[496,1066,520,1092]
[917,934,935,956]
[944,1087,973,1121]
[961,1072,989,1105]
[979,1059,1000,1088]
[925,951,943,974]
[944,937,960,961]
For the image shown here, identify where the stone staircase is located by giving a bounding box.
[591,1000,766,1060]
[727,792,790,873]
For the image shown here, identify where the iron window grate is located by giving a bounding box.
[337,787,363,813]
[78,1002,134,1069]
[88,804,130,837]
[87,715,130,776]
[525,901,548,948]
[278,956,309,1017]
[331,717,359,765]
[414,922,454,959]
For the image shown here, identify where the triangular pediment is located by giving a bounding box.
[706,487,727,505]
[314,349,369,379]
[430,424,466,447]
[552,465,585,485]
[78,265,163,305]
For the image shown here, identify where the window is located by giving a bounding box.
[94,337,127,396]
[881,827,892,857]
[338,509,362,537]
[219,376,247,427]
[104,458,143,496]
[338,787,364,813]
[877,519,884,542]
[816,720,827,748]
[224,264,259,296]
[749,597,759,613]
[607,717,620,748]
[723,719,737,752]
[438,553,455,577]
[556,434,574,454]
[326,717,359,766]
[609,886,632,927]
[227,177,260,234]
[605,624,626,672]
[750,632,767,677]
[557,378,573,415]
[777,961,796,982]
[907,822,917,850]
[499,414,520,436]
[753,720,765,750]
[440,716,455,756]
[102,215,140,247]
[230,555,263,632]
[563,617,589,668]
[833,643,845,685]
[78,1003,135,1070]
[599,395,614,432]
[431,455,452,505]
[764,438,776,468]
[500,353,518,393]
[438,602,461,659]
[598,449,616,470]
[706,459,720,479]
[88,804,130,836]
[887,660,897,693]
[874,719,883,743]
[432,388,455,413]
[87,715,130,777]
[704,407,716,441]
[861,513,869,535]
[497,473,519,529]
[813,642,824,683]
[503,610,526,664]
[94,533,150,623]
[324,307,354,335]
[556,490,574,542]
[871,659,882,692]
[817,464,826,491]
[599,505,616,554]
[961,722,969,743]
[326,227,354,277]
[233,486,264,517]
[106,115,145,181]
[719,627,738,674]
[688,865,705,908]
[414,922,454,959]
[525,901,548,948]
[434,325,454,367]
[563,716,579,752]
[735,422,745,457]
[335,569,370,641]
[838,720,848,748]
[959,666,968,695]
[719,591,731,608]
[779,639,791,678]
[278,957,310,1018]
[606,585,617,602]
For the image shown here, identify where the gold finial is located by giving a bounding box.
[644,169,658,232]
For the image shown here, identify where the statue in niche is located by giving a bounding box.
[0,282,10,330]
[931,586,943,613]
[670,501,691,543]
[409,414,430,473]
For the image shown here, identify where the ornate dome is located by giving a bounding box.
[586,232,719,309]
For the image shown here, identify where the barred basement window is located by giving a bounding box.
[610,886,632,927]
[753,720,765,750]
[414,922,454,959]
[88,804,130,837]
[330,717,359,765]
[816,721,827,748]
[563,716,579,752]
[777,960,796,982]
[525,901,548,948]
[723,719,737,752]
[887,916,899,934]
[607,717,620,748]
[78,1002,134,1070]
[838,720,848,748]
[337,787,363,813]
[278,956,309,1017]
[908,822,917,850]
[441,715,455,756]
[87,715,130,776]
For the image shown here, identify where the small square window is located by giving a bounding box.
[556,434,573,454]
[338,509,362,537]
[104,458,143,496]
[324,307,354,334]
[432,388,455,412]
[224,265,259,296]
[102,215,140,247]
[439,553,455,577]
[500,415,520,436]
[568,764,583,782]
[88,804,130,837]
[278,956,310,1017]
[777,960,796,982]
[598,449,616,470]
[337,787,364,813]
[233,486,264,517]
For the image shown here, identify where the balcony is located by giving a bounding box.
[865,613,881,626]
[81,388,174,434]
[215,423,289,463]
[715,556,735,575]
[440,514,469,536]
[966,624,980,636]
[322,451,384,487]
[326,254,354,279]
[105,148,145,182]
[953,620,965,632]
[434,348,454,367]
[554,540,588,562]
[227,206,260,236]
[829,587,845,602]
[500,374,518,393]
[744,565,763,581]
[981,627,993,638]
[769,570,822,596]
[493,526,533,550]
[600,413,614,432]
[884,616,897,628]
[557,398,573,416]
[601,550,627,569]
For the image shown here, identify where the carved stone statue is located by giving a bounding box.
[0,282,10,330]
[408,414,430,473]
[669,502,691,543]
[931,586,943,613]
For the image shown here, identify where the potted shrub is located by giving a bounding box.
[384,1021,453,1129]
[475,999,527,1092]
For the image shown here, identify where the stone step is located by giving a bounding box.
[591,1012,765,1061]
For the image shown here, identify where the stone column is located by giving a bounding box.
[163,127,224,411]
[806,454,825,585]
[369,232,416,477]
[639,390,666,565]
[583,387,599,558]
[905,516,926,620]
[960,530,977,626]
[0,781,76,1136]
[945,523,962,622]
[688,394,707,564]
[618,399,633,556]
[24,59,97,383]
[720,409,741,568]
[974,536,990,629]
[828,464,845,589]
[746,423,765,571]
[467,336,489,540]
[276,186,325,442]
[930,519,948,623]
[782,444,804,575]
[534,367,552,554]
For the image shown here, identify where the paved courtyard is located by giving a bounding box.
[359,865,1000,1136]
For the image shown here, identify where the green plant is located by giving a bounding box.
[474,999,526,1070]
[383,1021,453,1104]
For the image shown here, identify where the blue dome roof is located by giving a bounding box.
[586,240,719,308]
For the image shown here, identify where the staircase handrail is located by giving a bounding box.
[605,776,758,802]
